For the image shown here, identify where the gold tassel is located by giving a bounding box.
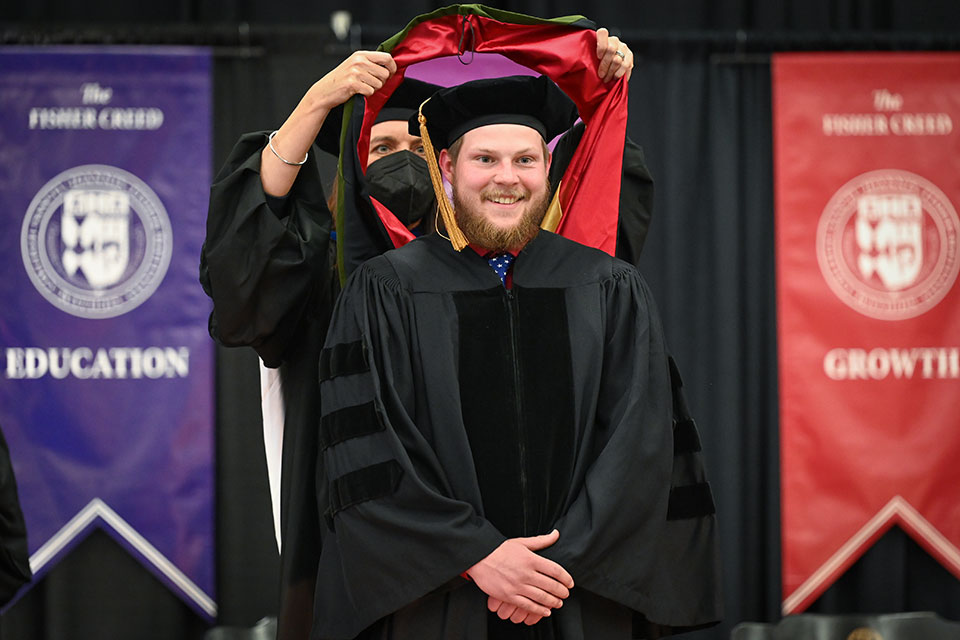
[418,99,469,251]
[540,180,563,232]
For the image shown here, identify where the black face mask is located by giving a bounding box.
[365,150,436,228]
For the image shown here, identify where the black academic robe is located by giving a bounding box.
[200,131,338,640]
[199,128,660,640]
[314,231,720,640]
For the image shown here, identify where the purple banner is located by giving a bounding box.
[0,47,215,619]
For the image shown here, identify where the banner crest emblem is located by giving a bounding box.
[20,164,172,319]
[816,169,960,320]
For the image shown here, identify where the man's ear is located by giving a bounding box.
[439,149,454,183]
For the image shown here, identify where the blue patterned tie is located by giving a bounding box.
[487,253,515,286]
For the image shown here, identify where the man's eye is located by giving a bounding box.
[476,156,492,163]
[373,144,392,154]
[517,156,535,165]
[414,146,425,156]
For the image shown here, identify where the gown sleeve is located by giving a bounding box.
[540,265,722,635]
[199,131,335,367]
[614,138,654,267]
[313,257,505,638]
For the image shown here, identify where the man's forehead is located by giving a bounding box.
[458,123,545,153]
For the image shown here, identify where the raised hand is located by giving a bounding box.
[261,51,397,196]
[596,27,634,83]
[304,51,398,112]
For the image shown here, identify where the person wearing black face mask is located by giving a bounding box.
[200,54,441,640]
[365,149,435,232]
[352,82,440,235]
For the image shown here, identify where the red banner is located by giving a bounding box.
[773,53,960,614]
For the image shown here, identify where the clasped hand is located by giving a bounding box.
[465,529,573,626]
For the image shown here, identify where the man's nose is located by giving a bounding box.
[493,163,518,184]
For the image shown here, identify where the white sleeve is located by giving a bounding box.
[259,358,285,553]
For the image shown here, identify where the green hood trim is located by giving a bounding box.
[379,4,594,53]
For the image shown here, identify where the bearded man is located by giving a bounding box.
[446,132,553,254]
[312,75,720,640]
[201,31,639,639]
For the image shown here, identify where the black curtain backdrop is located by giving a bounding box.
[630,44,783,633]
[3,3,960,638]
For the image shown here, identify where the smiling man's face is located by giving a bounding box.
[439,123,551,252]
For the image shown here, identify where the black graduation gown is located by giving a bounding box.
[199,126,660,640]
[0,425,31,607]
[199,131,338,640]
[314,231,720,640]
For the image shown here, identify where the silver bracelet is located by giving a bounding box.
[267,130,308,166]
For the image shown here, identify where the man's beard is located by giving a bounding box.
[451,179,552,253]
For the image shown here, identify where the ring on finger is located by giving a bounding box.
[614,49,626,59]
